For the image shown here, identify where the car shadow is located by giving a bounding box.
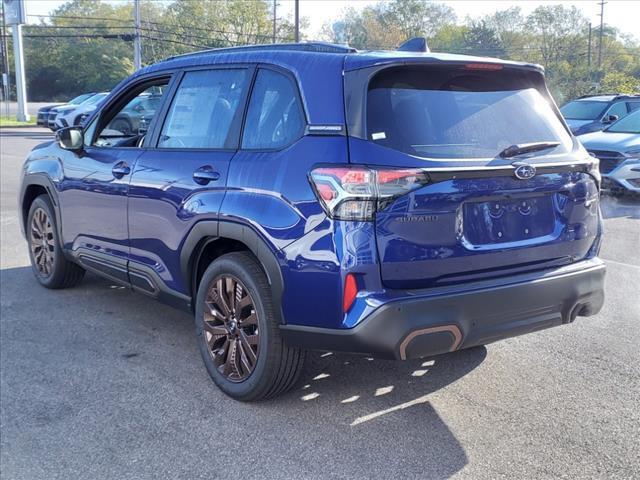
[1,266,485,479]
[600,193,640,219]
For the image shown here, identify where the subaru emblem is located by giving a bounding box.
[513,163,536,180]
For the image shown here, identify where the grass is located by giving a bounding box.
[0,116,37,127]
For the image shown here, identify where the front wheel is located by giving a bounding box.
[27,195,85,288]
[195,252,305,401]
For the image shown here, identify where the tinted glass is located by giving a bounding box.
[367,66,572,159]
[606,110,640,134]
[159,69,247,149]
[628,102,640,112]
[69,93,93,104]
[242,69,304,149]
[84,93,108,106]
[606,101,628,119]
[560,100,608,120]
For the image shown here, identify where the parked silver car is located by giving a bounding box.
[579,110,640,194]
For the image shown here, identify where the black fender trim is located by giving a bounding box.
[73,248,191,312]
[180,220,285,323]
[20,173,61,238]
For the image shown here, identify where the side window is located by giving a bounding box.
[93,82,169,147]
[242,69,305,150]
[159,69,248,149]
[627,102,640,113]
[606,102,627,120]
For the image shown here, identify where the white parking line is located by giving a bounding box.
[603,258,640,270]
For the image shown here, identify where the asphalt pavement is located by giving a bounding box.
[1,127,639,480]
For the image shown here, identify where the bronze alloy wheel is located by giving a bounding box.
[203,275,259,382]
[30,207,55,277]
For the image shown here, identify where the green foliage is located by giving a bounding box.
[2,0,639,103]
[323,1,640,104]
[3,0,298,101]
[601,71,640,94]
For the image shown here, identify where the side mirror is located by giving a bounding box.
[604,114,619,124]
[57,126,84,151]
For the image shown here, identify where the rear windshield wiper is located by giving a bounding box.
[499,141,560,158]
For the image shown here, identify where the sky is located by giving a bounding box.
[22,0,640,41]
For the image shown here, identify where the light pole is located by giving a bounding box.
[134,0,141,70]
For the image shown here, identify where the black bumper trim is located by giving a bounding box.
[280,259,606,360]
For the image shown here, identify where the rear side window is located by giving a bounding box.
[242,69,305,150]
[367,66,572,159]
[159,69,248,149]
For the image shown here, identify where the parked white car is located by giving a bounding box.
[579,110,640,194]
[54,92,109,130]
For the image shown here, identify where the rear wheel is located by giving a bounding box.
[195,252,305,401]
[27,195,85,288]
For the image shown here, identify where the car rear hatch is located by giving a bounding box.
[344,58,601,289]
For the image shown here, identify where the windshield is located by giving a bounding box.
[605,110,640,134]
[69,93,93,105]
[560,100,608,120]
[83,93,108,106]
[366,66,572,159]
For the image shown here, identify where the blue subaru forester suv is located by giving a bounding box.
[20,42,605,401]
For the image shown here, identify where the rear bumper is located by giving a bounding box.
[281,259,606,360]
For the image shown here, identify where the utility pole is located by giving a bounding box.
[587,23,592,75]
[133,0,141,70]
[272,0,276,44]
[1,4,11,109]
[11,23,28,121]
[597,0,606,71]
[294,0,299,43]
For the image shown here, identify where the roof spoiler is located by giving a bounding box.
[397,37,429,53]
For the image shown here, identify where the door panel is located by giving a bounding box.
[127,150,234,294]
[59,147,142,270]
[127,67,252,296]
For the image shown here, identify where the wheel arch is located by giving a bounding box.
[182,221,285,324]
[20,175,62,241]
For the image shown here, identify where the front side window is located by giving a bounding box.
[159,69,248,149]
[367,66,573,159]
[242,69,305,150]
[605,101,628,119]
[605,110,640,134]
[627,102,640,113]
[93,83,168,148]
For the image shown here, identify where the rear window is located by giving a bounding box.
[366,66,572,159]
[561,100,608,120]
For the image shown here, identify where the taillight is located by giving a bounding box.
[309,166,430,221]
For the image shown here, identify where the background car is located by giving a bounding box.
[103,93,164,134]
[579,109,640,194]
[561,93,640,136]
[36,93,94,127]
[53,92,109,131]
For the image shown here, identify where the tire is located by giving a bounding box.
[195,252,305,401]
[26,195,85,289]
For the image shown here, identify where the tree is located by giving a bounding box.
[600,72,639,94]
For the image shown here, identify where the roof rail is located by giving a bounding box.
[165,42,356,61]
[578,92,640,99]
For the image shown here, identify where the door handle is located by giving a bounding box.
[193,166,220,185]
[112,162,131,178]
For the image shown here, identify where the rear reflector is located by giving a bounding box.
[343,273,358,313]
